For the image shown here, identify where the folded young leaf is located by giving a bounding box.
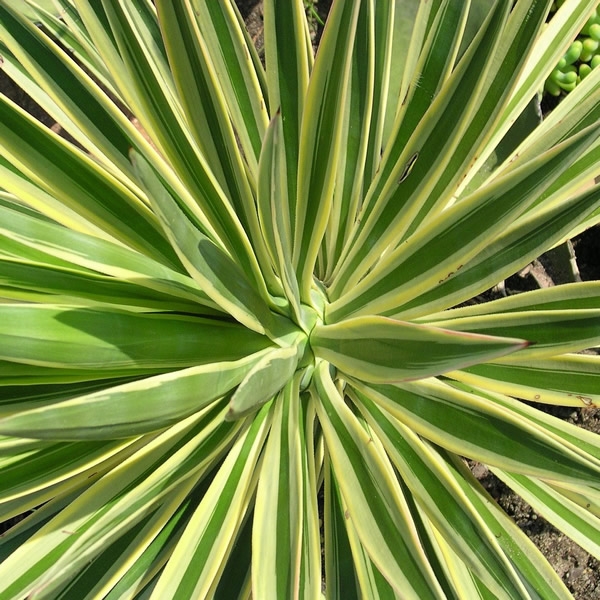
[227,342,304,420]
[0,352,268,440]
[257,111,302,319]
[311,315,527,383]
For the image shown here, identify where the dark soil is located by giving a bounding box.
[1,2,599,597]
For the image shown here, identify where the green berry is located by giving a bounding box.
[564,40,583,64]
[544,77,562,96]
[589,23,600,41]
[579,63,592,79]
[581,10,600,36]
[580,37,600,62]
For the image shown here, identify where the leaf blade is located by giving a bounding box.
[312,315,526,383]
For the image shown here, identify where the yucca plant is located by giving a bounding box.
[1,0,600,598]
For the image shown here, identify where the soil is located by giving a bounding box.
[1,1,599,597]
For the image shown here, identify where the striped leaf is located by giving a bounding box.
[252,378,321,598]
[493,469,600,560]
[443,452,573,600]
[0,352,268,440]
[0,406,238,599]
[0,304,269,371]
[227,342,304,420]
[353,378,600,487]
[0,200,220,312]
[327,122,600,320]
[189,0,269,172]
[132,151,276,335]
[448,354,600,407]
[0,91,175,265]
[312,361,446,599]
[2,1,600,597]
[263,0,311,239]
[148,404,271,600]
[351,389,539,599]
[293,0,362,300]
[311,315,526,383]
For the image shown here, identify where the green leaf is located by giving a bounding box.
[154,0,252,205]
[2,0,600,596]
[227,341,305,420]
[354,378,600,487]
[446,379,600,469]
[311,315,526,383]
[415,0,552,229]
[148,404,271,600]
[472,0,600,184]
[323,458,361,600]
[337,488,405,600]
[155,0,280,296]
[293,0,362,301]
[448,354,600,407]
[327,122,600,320]
[0,437,135,509]
[427,280,600,317]
[0,304,269,371]
[252,377,321,599]
[0,256,208,313]
[132,151,277,335]
[329,0,513,296]
[312,361,446,599]
[354,0,469,229]
[0,2,150,184]
[74,0,268,294]
[0,352,268,440]
[101,483,207,599]
[323,0,379,278]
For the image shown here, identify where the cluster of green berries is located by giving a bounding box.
[545,2,600,96]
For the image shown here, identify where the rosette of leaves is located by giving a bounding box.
[1,0,600,598]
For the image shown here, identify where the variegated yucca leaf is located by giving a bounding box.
[0,0,599,598]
